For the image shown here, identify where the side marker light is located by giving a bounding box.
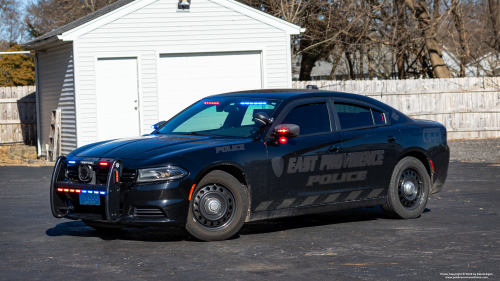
[99,162,108,166]
[429,159,435,173]
[68,161,76,164]
[116,170,119,183]
[188,184,196,201]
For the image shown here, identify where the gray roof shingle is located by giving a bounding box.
[23,0,137,46]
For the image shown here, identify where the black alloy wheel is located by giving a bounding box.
[185,170,248,241]
[191,183,237,231]
[382,156,430,219]
[397,168,424,210]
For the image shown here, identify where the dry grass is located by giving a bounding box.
[0,146,54,167]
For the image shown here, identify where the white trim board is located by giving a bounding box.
[58,0,302,41]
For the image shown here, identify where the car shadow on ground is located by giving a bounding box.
[45,206,431,242]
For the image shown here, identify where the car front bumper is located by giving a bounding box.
[50,156,190,227]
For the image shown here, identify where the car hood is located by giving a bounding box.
[72,134,246,160]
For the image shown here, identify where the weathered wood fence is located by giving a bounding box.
[0,86,37,145]
[293,77,500,140]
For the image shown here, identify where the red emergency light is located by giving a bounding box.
[204,102,219,105]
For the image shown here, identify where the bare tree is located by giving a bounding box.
[25,0,120,39]
[0,0,24,45]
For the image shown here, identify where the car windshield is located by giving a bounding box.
[157,98,282,138]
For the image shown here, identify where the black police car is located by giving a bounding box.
[50,89,449,241]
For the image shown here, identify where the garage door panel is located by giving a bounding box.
[158,51,262,121]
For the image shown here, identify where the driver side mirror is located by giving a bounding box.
[253,112,273,125]
[273,124,300,138]
[151,121,167,131]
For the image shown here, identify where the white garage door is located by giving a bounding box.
[158,51,262,121]
[96,58,140,141]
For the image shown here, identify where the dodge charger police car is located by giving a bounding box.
[50,89,450,241]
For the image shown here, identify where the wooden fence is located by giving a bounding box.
[293,77,500,140]
[0,86,37,145]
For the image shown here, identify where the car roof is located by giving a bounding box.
[211,89,389,109]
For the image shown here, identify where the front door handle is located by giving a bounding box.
[328,146,339,153]
[386,136,397,143]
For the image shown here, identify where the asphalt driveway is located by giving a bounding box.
[0,162,498,280]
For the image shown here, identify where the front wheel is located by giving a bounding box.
[381,156,430,219]
[185,170,248,241]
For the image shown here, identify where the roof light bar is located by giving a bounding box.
[204,102,219,105]
[240,102,267,105]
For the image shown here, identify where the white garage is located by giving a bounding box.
[158,51,263,120]
[21,0,303,157]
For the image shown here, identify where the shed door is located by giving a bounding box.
[158,51,262,121]
[96,58,140,141]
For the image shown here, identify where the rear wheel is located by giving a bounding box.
[185,170,248,241]
[83,220,125,232]
[381,156,430,219]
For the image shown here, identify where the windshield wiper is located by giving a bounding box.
[181,132,213,136]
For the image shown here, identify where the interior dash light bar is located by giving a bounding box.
[240,102,267,105]
[204,102,219,105]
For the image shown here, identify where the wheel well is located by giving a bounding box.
[199,165,248,187]
[196,165,251,221]
[399,151,431,177]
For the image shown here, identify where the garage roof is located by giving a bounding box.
[22,0,304,49]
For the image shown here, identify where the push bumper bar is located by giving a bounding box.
[50,156,123,223]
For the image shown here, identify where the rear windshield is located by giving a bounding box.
[157,98,281,138]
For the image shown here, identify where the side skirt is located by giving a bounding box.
[248,197,387,222]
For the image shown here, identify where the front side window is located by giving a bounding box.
[279,103,331,136]
[157,98,281,138]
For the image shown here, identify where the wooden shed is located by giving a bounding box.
[21,0,303,157]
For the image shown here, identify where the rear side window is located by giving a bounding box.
[372,108,387,125]
[334,103,373,130]
[279,103,330,135]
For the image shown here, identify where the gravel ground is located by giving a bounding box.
[1,163,499,280]
[449,138,500,162]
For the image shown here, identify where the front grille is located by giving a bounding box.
[134,208,165,217]
[67,164,136,185]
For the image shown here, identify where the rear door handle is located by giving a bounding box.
[386,136,397,143]
[328,146,339,153]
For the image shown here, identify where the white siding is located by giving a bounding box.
[38,43,77,156]
[75,0,290,147]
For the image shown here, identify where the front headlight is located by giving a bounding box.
[137,166,188,182]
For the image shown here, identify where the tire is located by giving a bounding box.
[185,170,248,241]
[381,156,430,219]
[83,220,125,232]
